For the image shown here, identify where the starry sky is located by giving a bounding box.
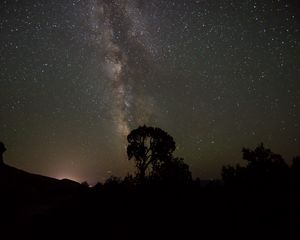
[1,0,299,183]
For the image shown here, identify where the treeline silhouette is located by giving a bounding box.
[222,143,300,190]
[0,126,299,239]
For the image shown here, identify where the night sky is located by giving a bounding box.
[1,0,299,184]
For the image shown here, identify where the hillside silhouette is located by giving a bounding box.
[1,126,300,239]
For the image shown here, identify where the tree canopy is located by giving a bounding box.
[127,125,176,180]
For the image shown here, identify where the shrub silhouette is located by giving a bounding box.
[127,125,176,181]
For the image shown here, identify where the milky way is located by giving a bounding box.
[89,0,154,137]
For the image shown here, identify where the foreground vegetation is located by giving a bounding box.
[0,126,299,239]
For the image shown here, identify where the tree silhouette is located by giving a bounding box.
[152,157,192,185]
[222,143,289,188]
[0,142,6,165]
[291,156,300,187]
[243,143,288,183]
[127,125,176,181]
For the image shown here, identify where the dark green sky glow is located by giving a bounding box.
[1,0,299,183]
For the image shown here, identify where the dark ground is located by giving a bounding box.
[0,163,299,240]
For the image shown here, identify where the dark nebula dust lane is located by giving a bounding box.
[88,0,156,137]
[0,0,299,183]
